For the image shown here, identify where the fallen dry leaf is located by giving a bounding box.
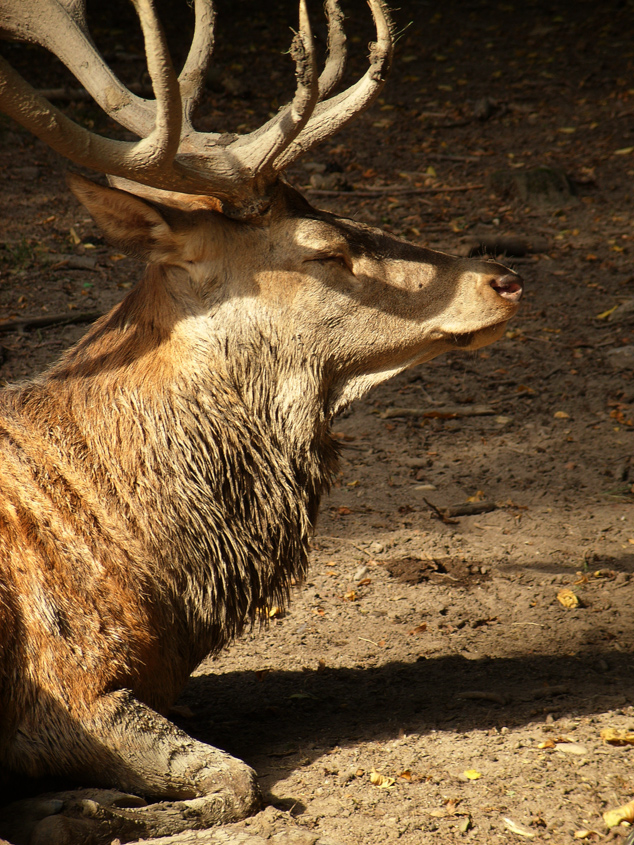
[408,623,428,635]
[370,768,396,788]
[557,588,580,608]
[467,489,485,502]
[463,769,482,780]
[429,798,462,819]
[573,831,601,840]
[601,727,634,746]
[343,589,358,602]
[254,668,272,681]
[554,410,570,419]
[537,739,556,749]
[603,797,634,828]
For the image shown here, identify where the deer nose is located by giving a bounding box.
[490,272,523,303]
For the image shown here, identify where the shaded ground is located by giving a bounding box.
[2,0,634,842]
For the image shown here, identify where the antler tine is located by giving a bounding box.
[272,0,393,172]
[131,0,182,164]
[318,0,347,100]
[236,0,319,177]
[179,0,216,131]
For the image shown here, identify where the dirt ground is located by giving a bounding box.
[2,0,634,843]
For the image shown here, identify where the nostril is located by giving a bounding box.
[490,273,523,303]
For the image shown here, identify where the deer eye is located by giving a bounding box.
[315,254,351,271]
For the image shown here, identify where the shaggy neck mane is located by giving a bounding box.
[6,266,340,665]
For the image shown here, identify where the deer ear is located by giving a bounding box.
[67,173,176,261]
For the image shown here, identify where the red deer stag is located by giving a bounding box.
[0,0,522,842]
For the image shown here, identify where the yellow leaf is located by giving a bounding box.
[558,126,576,134]
[370,768,396,788]
[614,146,634,155]
[557,589,580,609]
[463,769,482,780]
[553,411,570,419]
[604,798,634,828]
[596,305,618,319]
[574,831,601,840]
[537,739,556,749]
[600,728,634,746]
[467,490,485,503]
[69,226,82,245]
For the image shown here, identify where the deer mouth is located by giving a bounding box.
[449,331,477,348]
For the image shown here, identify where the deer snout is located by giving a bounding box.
[490,272,524,303]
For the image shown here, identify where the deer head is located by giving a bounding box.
[0,0,522,437]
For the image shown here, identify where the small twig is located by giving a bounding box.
[443,501,498,518]
[358,637,380,647]
[423,498,458,525]
[382,404,496,420]
[427,153,484,163]
[306,184,485,198]
[510,622,543,627]
[0,311,102,334]
[458,690,508,705]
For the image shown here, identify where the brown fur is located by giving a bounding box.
[0,176,520,841]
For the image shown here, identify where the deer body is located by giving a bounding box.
[0,3,523,843]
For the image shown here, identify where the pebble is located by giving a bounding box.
[353,565,369,582]
[368,541,384,554]
[606,345,634,369]
[610,299,634,323]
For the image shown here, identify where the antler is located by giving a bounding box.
[0,0,393,217]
